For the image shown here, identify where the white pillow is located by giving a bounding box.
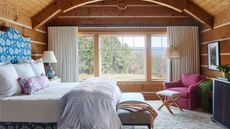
[29,59,45,76]
[0,64,21,97]
[14,63,36,78]
[0,61,11,65]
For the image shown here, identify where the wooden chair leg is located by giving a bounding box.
[147,124,151,129]
[157,94,174,114]
[172,96,183,111]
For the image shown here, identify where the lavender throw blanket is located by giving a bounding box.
[57,77,122,129]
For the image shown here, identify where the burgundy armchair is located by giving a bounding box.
[163,73,201,110]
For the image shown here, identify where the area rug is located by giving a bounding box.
[123,101,222,129]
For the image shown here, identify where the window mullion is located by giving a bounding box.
[146,34,152,81]
[94,34,100,77]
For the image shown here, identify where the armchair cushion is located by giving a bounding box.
[163,79,182,89]
[182,73,200,87]
[167,87,188,98]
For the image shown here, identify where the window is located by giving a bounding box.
[151,36,168,80]
[78,35,94,81]
[100,35,145,81]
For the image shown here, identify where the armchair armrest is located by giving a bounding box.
[163,79,182,89]
[188,81,202,93]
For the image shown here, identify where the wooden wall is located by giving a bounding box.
[200,8,230,78]
[0,3,47,60]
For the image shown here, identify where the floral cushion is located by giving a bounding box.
[18,74,49,95]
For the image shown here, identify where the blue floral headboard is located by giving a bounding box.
[0,27,31,63]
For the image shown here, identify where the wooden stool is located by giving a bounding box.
[156,90,183,114]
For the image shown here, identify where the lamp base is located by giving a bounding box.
[46,64,55,79]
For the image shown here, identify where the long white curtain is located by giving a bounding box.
[48,26,79,82]
[167,26,200,81]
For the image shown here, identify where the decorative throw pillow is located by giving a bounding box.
[29,59,46,76]
[0,64,21,97]
[14,63,36,78]
[18,74,49,95]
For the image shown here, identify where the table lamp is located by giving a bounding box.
[42,51,57,79]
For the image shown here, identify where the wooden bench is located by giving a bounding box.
[117,93,154,129]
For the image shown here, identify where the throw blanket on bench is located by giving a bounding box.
[117,101,158,129]
[57,77,122,129]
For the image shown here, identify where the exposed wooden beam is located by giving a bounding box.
[79,27,167,34]
[48,17,198,26]
[85,0,158,7]
[142,0,188,12]
[32,0,214,28]
[183,1,213,28]
[142,0,214,27]
[32,1,62,29]
[60,6,187,18]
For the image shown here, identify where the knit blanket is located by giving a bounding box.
[57,77,122,129]
[117,101,158,128]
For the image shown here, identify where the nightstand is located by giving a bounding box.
[49,77,61,85]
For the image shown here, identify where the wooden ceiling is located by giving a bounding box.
[1,0,229,28]
[0,0,53,17]
[191,0,230,16]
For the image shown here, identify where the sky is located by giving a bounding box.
[117,35,168,48]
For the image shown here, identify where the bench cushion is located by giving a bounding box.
[118,93,145,103]
[117,93,152,125]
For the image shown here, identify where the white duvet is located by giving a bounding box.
[0,82,79,123]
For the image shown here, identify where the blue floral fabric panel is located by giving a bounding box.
[0,28,31,63]
[0,122,57,129]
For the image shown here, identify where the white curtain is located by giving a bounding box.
[167,26,200,81]
[48,26,79,82]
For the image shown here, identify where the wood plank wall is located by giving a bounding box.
[0,4,47,60]
[200,9,230,78]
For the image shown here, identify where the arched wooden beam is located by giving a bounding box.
[32,0,214,29]
[32,0,102,29]
[143,0,213,28]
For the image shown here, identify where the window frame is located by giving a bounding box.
[78,32,168,82]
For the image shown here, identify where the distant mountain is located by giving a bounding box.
[132,47,167,56]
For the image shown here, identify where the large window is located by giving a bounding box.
[100,35,145,81]
[78,35,94,81]
[151,36,168,80]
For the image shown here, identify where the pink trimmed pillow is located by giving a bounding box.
[18,74,49,95]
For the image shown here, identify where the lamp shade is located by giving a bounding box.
[163,47,180,59]
[42,51,57,63]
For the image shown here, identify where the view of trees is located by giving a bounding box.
[78,36,94,78]
[100,36,145,75]
[78,35,167,81]
[152,56,168,80]
[100,36,132,73]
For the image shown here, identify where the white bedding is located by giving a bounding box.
[0,82,80,123]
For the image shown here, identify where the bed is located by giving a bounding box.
[0,27,122,129]
[0,83,79,129]
[0,82,79,123]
